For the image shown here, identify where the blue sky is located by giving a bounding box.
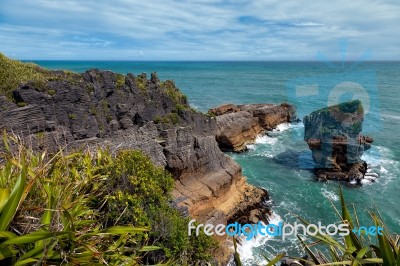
[0,0,399,60]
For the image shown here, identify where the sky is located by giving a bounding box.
[0,0,399,61]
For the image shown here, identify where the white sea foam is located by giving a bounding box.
[189,103,200,111]
[275,122,291,132]
[361,145,399,185]
[361,179,372,185]
[246,144,256,150]
[321,188,339,201]
[380,166,389,174]
[255,135,277,145]
[249,122,302,151]
[260,150,275,158]
[235,212,283,264]
[381,113,400,121]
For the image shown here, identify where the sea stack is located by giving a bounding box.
[303,100,374,185]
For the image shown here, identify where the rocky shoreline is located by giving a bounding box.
[0,69,292,263]
[0,64,379,264]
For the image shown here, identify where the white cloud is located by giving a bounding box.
[0,0,399,60]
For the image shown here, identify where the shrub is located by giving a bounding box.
[233,187,400,266]
[135,73,148,92]
[175,104,186,113]
[115,73,125,89]
[16,102,27,107]
[153,113,179,126]
[47,89,56,96]
[0,137,155,265]
[68,113,77,120]
[0,135,216,265]
[102,150,216,264]
[160,80,188,105]
[154,115,162,124]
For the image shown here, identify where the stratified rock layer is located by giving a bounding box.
[303,100,373,184]
[0,70,270,228]
[209,103,297,152]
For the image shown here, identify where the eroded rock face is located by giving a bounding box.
[0,69,270,230]
[213,110,263,152]
[303,100,374,184]
[209,103,297,152]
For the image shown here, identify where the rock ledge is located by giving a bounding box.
[209,103,297,152]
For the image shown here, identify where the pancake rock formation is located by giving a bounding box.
[303,100,375,185]
[0,68,275,262]
[209,103,297,152]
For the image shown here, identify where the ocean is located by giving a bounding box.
[32,60,400,265]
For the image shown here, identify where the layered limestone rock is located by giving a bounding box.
[209,103,297,152]
[0,70,270,245]
[303,100,374,184]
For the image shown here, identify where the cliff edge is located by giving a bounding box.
[0,53,282,262]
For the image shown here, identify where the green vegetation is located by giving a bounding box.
[292,186,400,265]
[47,89,56,96]
[233,186,400,266]
[160,80,188,105]
[334,99,364,114]
[16,102,27,108]
[116,73,125,89]
[0,53,85,100]
[319,125,333,136]
[175,104,186,113]
[89,106,98,116]
[206,111,216,118]
[0,53,50,98]
[317,100,363,116]
[154,115,162,124]
[35,131,45,139]
[153,113,179,125]
[0,135,216,265]
[351,121,363,133]
[135,74,148,92]
[68,113,77,120]
[99,99,113,122]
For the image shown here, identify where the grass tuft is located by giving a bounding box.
[0,53,50,99]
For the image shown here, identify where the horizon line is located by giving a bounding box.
[23,59,400,63]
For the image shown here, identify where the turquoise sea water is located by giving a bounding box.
[33,60,400,264]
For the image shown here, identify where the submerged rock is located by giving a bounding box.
[303,100,374,184]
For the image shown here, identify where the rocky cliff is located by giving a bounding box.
[303,100,374,184]
[209,103,297,152]
[0,66,275,261]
